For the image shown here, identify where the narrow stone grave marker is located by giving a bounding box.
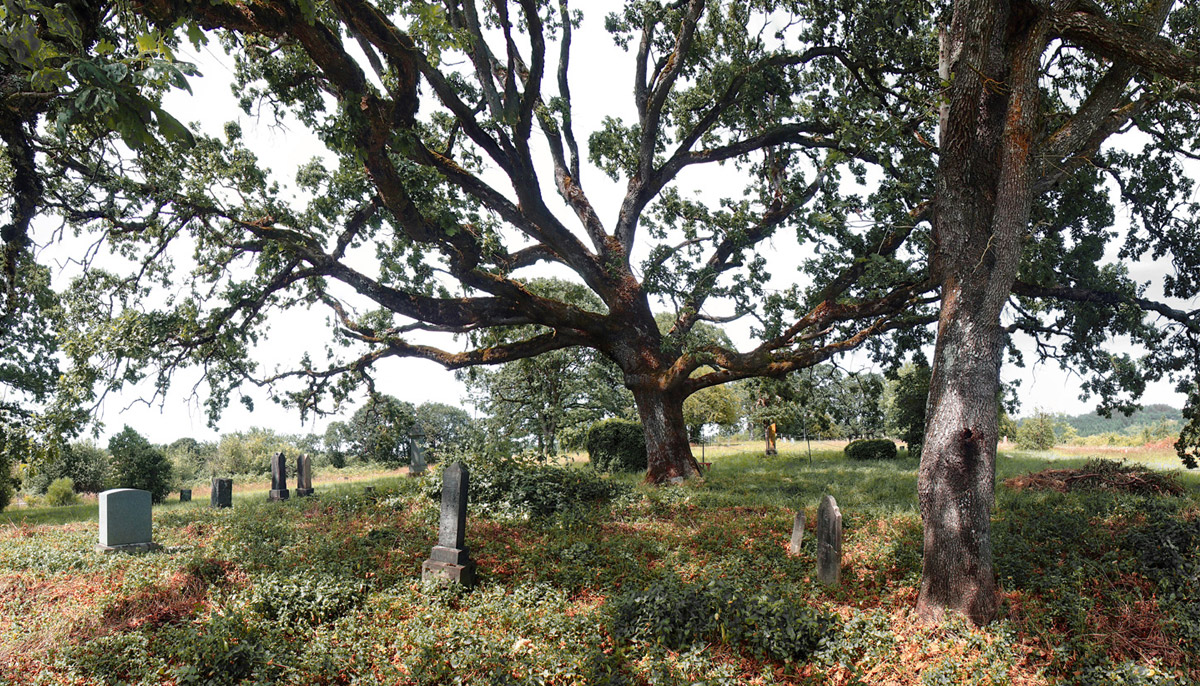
[817,495,842,585]
[211,478,232,508]
[295,454,314,497]
[408,432,427,477]
[269,452,290,501]
[789,511,805,555]
[179,489,192,503]
[96,489,161,553]
[422,461,476,587]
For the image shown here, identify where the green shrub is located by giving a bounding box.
[611,576,837,662]
[424,452,627,517]
[108,426,173,503]
[168,611,278,686]
[1016,411,1057,450]
[844,438,898,460]
[46,477,77,507]
[586,419,647,473]
[248,572,368,626]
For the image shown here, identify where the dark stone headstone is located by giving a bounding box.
[789,511,805,556]
[269,451,290,501]
[363,486,375,495]
[817,495,842,585]
[408,435,427,477]
[295,454,314,497]
[422,462,476,586]
[210,478,232,509]
[179,489,192,503]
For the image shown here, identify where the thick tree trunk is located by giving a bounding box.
[917,0,1048,625]
[915,285,1004,624]
[632,386,702,484]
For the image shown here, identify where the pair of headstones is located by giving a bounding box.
[789,494,843,585]
[269,452,314,501]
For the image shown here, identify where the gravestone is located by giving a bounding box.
[179,489,192,502]
[422,462,476,586]
[211,478,232,508]
[408,432,427,477]
[269,452,290,501]
[817,495,842,585]
[363,486,375,495]
[295,454,314,497]
[789,511,805,555]
[96,489,161,553]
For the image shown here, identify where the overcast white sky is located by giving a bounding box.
[42,10,1193,445]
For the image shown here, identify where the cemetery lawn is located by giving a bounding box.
[1,451,1197,685]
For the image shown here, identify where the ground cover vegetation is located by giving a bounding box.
[5,0,1200,626]
[0,449,1197,685]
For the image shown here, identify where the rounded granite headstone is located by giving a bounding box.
[98,489,153,548]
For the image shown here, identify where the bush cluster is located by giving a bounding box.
[844,438,898,460]
[586,419,647,473]
[610,576,838,662]
[1125,512,1200,653]
[424,452,627,518]
[45,477,77,507]
[248,572,369,626]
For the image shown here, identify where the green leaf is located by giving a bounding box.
[152,106,195,147]
[135,32,157,54]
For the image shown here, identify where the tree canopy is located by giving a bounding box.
[5,0,1200,624]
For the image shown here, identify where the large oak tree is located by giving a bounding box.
[6,0,1200,625]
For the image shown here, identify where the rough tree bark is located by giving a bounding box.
[917,0,1047,625]
[632,385,701,483]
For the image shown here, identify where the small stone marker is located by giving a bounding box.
[96,489,161,553]
[295,454,314,497]
[269,452,290,501]
[817,495,842,585]
[211,478,232,508]
[408,431,427,477]
[179,489,192,503]
[363,486,375,495]
[789,511,805,555]
[422,462,476,587]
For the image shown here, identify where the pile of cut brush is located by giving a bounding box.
[1004,458,1184,497]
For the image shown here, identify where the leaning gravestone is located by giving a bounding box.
[96,489,161,553]
[789,511,805,555]
[269,452,290,501]
[211,478,232,508]
[295,454,314,497]
[817,495,842,585]
[422,462,476,587]
[179,489,192,503]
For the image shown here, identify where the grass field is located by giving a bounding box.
[1,447,1197,685]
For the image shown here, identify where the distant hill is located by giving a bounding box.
[1058,404,1182,437]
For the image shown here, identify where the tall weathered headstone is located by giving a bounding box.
[96,488,161,553]
[269,452,290,501]
[421,462,476,586]
[211,477,232,508]
[408,431,427,477]
[817,495,842,585]
[789,511,805,556]
[295,454,314,497]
